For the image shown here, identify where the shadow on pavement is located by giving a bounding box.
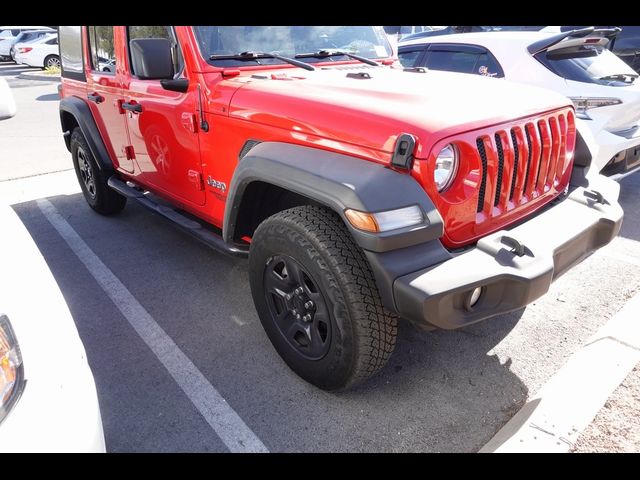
[12,192,529,452]
[618,172,640,243]
[36,93,59,101]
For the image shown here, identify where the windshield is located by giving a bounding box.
[193,26,392,67]
[536,44,638,86]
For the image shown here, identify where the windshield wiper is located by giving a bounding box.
[209,51,315,71]
[598,73,638,82]
[294,50,380,67]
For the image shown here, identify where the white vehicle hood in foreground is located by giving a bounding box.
[0,204,105,453]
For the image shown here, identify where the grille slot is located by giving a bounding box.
[494,133,505,207]
[535,121,545,190]
[523,126,533,195]
[476,138,488,213]
[509,129,519,201]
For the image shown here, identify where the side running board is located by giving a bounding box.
[107,176,248,258]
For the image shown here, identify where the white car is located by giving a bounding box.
[0,77,16,120]
[0,205,105,452]
[14,33,59,69]
[8,29,55,62]
[399,28,640,179]
[0,26,51,60]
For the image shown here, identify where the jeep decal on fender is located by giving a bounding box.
[207,176,226,193]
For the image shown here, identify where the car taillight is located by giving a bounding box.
[18,47,32,54]
[0,314,24,425]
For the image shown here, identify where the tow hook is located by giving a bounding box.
[584,189,609,205]
[501,235,526,257]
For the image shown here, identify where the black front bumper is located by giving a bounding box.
[393,175,623,330]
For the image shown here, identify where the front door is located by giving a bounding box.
[120,25,205,206]
[85,26,134,173]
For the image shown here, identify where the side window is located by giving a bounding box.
[474,52,503,78]
[425,49,479,74]
[45,37,58,46]
[59,26,84,80]
[424,45,504,78]
[398,48,424,68]
[127,26,183,78]
[11,29,20,37]
[88,26,117,74]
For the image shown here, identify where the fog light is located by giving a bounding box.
[466,287,483,311]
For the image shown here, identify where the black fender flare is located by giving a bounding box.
[59,96,115,175]
[224,142,444,253]
[224,142,453,312]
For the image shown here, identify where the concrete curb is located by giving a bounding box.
[480,290,640,453]
[17,71,60,82]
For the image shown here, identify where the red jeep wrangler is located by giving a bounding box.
[58,26,623,390]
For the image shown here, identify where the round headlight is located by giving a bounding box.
[434,144,459,192]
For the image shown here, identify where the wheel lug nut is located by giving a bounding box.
[296,314,302,320]
[294,287,304,295]
[285,293,292,301]
[304,301,314,309]
[292,309,297,316]
[303,314,312,322]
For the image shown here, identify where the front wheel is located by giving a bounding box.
[249,205,397,390]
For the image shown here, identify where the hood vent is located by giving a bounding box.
[346,72,372,80]
[239,139,262,160]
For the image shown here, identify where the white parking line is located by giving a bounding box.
[37,198,269,453]
[480,289,640,453]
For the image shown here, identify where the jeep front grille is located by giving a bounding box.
[475,111,573,217]
[432,107,576,248]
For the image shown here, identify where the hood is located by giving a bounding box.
[225,65,573,159]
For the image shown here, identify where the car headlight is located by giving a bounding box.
[0,314,24,425]
[434,143,459,192]
[568,97,622,120]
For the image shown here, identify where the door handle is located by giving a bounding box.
[122,102,142,113]
[87,93,104,104]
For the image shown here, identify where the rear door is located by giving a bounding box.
[85,26,134,173]
[121,26,204,206]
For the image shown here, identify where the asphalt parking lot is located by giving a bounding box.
[2,61,640,452]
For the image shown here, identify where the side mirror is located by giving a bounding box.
[129,38,174,80]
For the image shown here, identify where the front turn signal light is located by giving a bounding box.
[345,205,424,233]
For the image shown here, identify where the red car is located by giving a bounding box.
[58,26,623,390]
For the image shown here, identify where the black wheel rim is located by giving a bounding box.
[263,255,332,360]
[77,147,96,199]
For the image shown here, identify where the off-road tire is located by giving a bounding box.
[70,127,126,215]
[249,205,397,390]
